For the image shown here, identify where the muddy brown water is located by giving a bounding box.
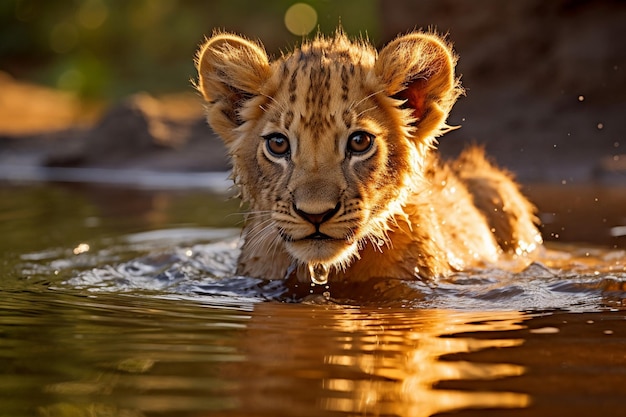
[1,181,625,417]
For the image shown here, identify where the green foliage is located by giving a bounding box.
[0,0,379,99]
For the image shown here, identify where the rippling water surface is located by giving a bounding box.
[1,183,626,417]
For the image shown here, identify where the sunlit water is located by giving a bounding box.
[1,183,626,416]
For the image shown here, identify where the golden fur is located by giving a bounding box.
[195,29,542,283]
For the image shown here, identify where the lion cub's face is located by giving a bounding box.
[197,31,460,272]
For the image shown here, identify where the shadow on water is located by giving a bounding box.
[1,182,626,416]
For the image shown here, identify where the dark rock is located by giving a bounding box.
[44,93,230,172]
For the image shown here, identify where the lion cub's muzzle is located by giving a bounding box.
[293,202,341,239]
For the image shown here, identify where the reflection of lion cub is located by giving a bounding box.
[196,30,542,284]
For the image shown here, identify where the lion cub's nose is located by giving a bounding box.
[294,202,341,226]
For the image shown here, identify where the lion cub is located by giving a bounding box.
[196,30,542,284]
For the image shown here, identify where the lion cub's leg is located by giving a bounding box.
[452,146,543,255]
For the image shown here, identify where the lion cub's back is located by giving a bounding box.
[450,147,542,256]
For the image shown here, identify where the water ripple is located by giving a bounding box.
[18,228,626,312]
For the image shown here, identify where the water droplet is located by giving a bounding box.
[578,95,585,102]
[597,123,604,130]
[308,263,329,285]
[73,243,90,255]
[529,327,560,334]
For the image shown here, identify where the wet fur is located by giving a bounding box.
[195,29,542,283]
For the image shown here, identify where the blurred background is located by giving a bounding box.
[0,0,625,181]
[1,0,625,246]
[0,0,379,100]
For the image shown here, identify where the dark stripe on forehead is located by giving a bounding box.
[304,64,335,136]
[288,70,298,103]
[340,65,349,102]
[283,110,294,131]
[342,109,352,130]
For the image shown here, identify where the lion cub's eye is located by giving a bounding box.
[347,131,375,154]
[263,133,290,157]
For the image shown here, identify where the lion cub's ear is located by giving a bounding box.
[196,33,271,144]
[375,32,461,140]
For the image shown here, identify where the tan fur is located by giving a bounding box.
[195,29,542,283]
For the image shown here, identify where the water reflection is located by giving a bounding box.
[3,247,626,416]
[29,299,529,417]
[238,304,529,417]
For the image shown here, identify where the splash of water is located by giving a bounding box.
[308,263,329,285]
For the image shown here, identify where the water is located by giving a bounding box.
[1,182,626,416]
[309,263,330,285]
